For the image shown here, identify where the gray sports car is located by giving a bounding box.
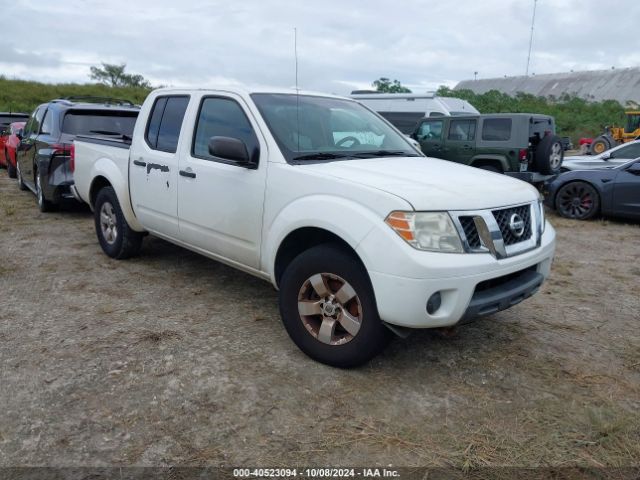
[545,157,640,220]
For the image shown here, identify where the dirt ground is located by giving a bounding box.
[0,169,639,469]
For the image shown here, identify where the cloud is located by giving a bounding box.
[1,0,639,94]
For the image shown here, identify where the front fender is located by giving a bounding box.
[263,195,406,285]
[90,158,145,232]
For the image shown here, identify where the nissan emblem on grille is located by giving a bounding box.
[509,213,525,238]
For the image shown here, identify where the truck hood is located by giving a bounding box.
[300,157,538,211]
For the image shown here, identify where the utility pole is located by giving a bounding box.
[525,0,538,77]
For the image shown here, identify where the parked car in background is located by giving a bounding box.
[561,140,640,171]
[1,121,26,178]
[351,92,480,134]
[0,113,29,171]
[411,113,564,180]
[561,136,573,151]
[73,87,555,367]
[15,97,139,211]
[546,157,640,220]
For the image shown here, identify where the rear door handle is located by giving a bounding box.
[179,169,196,178]
[133,159,146,167]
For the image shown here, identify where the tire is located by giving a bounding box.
[6,151,17,179]
[279,244,391,368]
[94,186,143,259]
[16,161,27,191]
[535,135,564,174]
[554,181,600,220]
[35,171,56,212]
[590,135,611,155]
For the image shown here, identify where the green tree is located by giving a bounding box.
[372,77,412,93]
[89,63,151,88]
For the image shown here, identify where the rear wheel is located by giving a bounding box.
[36,171,55,212]
[555,181,600,220]
[535,135,564,174]
[279,244,391,368]
[94,186,143,259]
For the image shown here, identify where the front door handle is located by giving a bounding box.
[179,169,196,179]
[133,159,146,167]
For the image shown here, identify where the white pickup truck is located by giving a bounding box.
[73,87,556,367]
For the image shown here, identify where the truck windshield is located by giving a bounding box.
[62,110,139,136]
[251,93,418,162]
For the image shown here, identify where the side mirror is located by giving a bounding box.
[626,162,640,175]
[601,152,610,160]
[208,136,256,168]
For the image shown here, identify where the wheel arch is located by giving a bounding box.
[274,227,368,288]
[470,156,508,172]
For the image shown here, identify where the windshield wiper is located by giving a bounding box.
[292,152,351,161]
[351,150,420,158]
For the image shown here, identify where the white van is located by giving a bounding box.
[350,92,480,134]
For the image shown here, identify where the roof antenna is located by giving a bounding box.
[525,0,538,77]
[294,27,300,152]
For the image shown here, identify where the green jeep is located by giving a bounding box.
[411,113,564,179]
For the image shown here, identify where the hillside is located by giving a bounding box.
[0,76,151,113]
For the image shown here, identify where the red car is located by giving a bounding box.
[1,121,27,178]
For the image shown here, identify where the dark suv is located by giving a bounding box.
[411,113,564,180]
[15,97,140,211]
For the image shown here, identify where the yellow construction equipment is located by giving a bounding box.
[590,111,640,154]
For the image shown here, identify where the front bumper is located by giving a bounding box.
[357,222,556,329]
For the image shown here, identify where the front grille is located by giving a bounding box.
[459,216,482,249]
[492,205,532,246]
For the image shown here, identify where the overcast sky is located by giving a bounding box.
[2,0,639,95]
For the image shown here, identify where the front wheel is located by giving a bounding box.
[6,151,16,178]
[16,162,27,191]
[94,186,143,259]
[555,181,600,220]
[279,244,391,368]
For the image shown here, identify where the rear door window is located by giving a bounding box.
[40,110,54,135]
[145,96,190,153]
[448,119,477,141]
[482,118,512,141]
[24,107,46,136]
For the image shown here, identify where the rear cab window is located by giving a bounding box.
[62,109,139,137]
[145,96,190,153]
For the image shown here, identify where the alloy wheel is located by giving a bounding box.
[557,183,595,219]
[550,142,563,170]
[297,272,363,345]
[99,201,119,245]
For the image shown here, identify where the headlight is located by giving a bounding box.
[385,211,463,253]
